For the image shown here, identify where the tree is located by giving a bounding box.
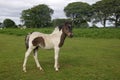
[92,0,120,27]
[52,18,72,26]
[92,1,110,27]
[64,2,93,27]
[3,19,16,28]
[21,4,53,28]
[104,0,120,27]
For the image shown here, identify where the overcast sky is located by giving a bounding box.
[0,0,100,24]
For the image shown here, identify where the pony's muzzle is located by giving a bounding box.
[68,33,73,38]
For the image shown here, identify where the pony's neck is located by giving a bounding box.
[51,26,67,47]
[51,27,61,35]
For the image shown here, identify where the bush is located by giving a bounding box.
[0,28,120,39]
[3,19,16,28]
[74,28,120,39]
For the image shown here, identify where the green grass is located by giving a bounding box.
[0,34,120,80]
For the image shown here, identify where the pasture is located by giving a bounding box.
[0,28,120,80]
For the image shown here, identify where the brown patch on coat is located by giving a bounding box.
[59,30,67,47]
[32,37,45,47]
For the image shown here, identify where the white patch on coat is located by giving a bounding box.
[29,27,62,49]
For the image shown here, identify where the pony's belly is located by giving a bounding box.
[43,44,54,49]
[43,37,55,49]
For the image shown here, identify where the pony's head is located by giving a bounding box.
[62,22,73,38]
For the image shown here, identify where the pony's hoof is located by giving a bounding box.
[40,68,44,71]
[23,67,27,72]
[55,69,59,72]
[55,68,59,72]
[23,69,27,72]
[39,67,44,71]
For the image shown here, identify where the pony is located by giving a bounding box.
[23,22,73,72]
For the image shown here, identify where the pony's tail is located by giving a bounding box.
[25,33,31,50]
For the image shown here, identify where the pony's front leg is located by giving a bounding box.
[54,47,60,71]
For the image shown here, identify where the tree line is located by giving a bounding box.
[1,0,120,28]
[64,0,120,28]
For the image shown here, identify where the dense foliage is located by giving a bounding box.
[21,4,53,28]
[64,2,92,27]
[52,19,72,26]
[92,0,120,27]
[0,28,120,39]
[64,0,120,28]
[3,19,16,28]
[19,0,120,28]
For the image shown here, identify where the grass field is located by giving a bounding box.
[0,33,120,80]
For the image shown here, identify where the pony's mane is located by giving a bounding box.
[51,22,71,34]
[58,25,63,31]
[51,26,63,34]
[58,22,71,30]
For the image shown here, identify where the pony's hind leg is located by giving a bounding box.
[33,47,43,71]
[23,48,33,72]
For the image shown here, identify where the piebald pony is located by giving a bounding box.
[23,22,73,72]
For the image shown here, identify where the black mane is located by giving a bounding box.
[58,25,63,31]
[58,22,72,31]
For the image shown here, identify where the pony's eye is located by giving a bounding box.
[66,27,68,30]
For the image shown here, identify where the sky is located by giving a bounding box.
[0,0,100,25]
